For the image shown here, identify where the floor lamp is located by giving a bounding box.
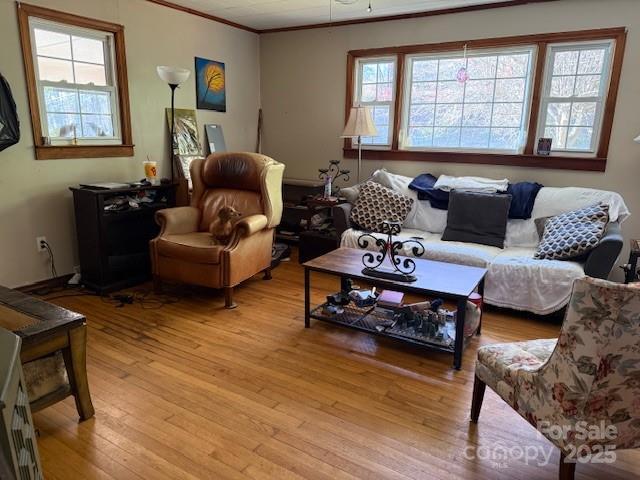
[341,107,378,183]
[157,66,190,181]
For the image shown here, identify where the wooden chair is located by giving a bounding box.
[471,276,640,479]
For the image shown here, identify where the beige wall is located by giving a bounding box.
[0,0,260,287]
[260,0,640,277]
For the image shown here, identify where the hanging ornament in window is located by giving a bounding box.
[457,44,470,84]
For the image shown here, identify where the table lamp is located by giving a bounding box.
[157,66,190,181]
[341,107,377,182]
[635,134,640,144]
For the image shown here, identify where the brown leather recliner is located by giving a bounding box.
[150,152,285,308]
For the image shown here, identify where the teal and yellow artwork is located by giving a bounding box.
[195,57,226,112]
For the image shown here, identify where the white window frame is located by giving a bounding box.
[399,46,537,154]
[28,17,122,146]
[353,56,397,149]
[536,39,615,157]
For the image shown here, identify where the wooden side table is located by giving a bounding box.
[298,196,345,263]
[0,286,95,421]
[299,230,339,264]
[305,196,346,223]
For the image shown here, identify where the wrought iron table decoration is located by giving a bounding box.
[318,159,350,200]
[357,221,425,283]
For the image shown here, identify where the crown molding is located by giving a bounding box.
[260,0,560,34]
[145,0,259,33]
[146,0,560,35]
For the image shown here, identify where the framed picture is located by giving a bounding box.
[537,137,553,155]
[195,57,226,112]
[204,124,227,155]
[166,108,201,156]
[176,155,203,190]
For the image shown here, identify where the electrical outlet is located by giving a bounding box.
[36,236,47,252]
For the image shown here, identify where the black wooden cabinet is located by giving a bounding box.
[298,230,339,264]
[70,184,177,293]
[276,180,323,243]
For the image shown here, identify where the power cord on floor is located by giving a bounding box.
[42,240,57,279]
[40,288,98,302]
[42,288,179,310]
[32,239,70,296]
[30,239,181,309]
[99,288,180,309]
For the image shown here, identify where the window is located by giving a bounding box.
[538,41,614,155]
[354,57,396,146]
[401,47,535,153]
[345,28,626,171]
[18,4,133,159]
[32,21,120,143]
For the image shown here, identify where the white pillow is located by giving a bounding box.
[532,187,629,223]
[339,169,388,204]
[340,184,360,204]
[370,169,448,234]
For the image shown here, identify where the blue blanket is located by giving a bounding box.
[408,174,542,220]
[408,174,450,210]
[505,181,543,219]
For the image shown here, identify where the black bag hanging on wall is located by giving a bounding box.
[0,73,20,152]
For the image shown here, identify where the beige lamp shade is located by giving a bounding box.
[341,107,378,138]
[635,134,640,144]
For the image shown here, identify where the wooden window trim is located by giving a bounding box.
[344,27,627,171]
[17,3,134,160]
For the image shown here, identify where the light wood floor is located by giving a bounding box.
[34,251,639,479]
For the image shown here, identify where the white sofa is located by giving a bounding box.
[334,170,629,315]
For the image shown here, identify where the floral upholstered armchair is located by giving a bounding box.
[471,277,640,480]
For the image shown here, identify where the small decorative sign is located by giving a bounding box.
[357,221,425,283]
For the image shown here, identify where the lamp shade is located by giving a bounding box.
[341,107,378,138]
[156,66,190,85]
[635,134,640,144]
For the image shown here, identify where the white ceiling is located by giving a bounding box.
[166,0,514,31]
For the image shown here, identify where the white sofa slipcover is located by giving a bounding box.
[336,170,629,315]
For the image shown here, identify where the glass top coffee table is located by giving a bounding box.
[303,247,487,370]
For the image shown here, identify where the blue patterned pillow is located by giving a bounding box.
[534,204,609,261]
